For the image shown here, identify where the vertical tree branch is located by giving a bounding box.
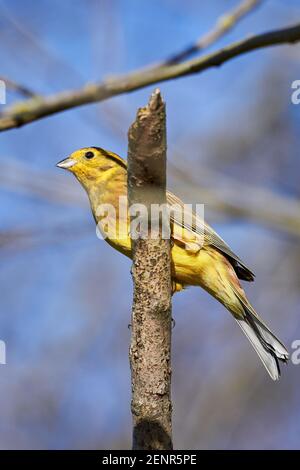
[127,89,173,450]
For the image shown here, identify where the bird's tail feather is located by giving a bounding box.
[235,304,289,381]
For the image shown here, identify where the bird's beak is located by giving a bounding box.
[56,157,77,170]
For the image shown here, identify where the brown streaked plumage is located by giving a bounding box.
[57,147,289,380]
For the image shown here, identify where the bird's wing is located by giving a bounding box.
[167,190,255,281]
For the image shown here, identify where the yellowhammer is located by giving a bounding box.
[57,146,289,380]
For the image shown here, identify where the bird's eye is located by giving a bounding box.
[85,151,94,159]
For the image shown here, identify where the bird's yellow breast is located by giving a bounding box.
[97,215,222,290]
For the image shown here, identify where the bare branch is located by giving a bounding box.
[169,161,300,239]
[1,158,299,239]
[1,22,300,132]
[0,76,37,99]
[0,158,86,206]
[127,90,172,450]
[160,0,263,66]
[0,222,90,252]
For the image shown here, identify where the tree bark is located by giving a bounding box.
[127,89,173,450]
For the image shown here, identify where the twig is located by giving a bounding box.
[127,89,173,450]
[160,0,263,65]
[169,161,300,238]
[0,158,299,239]
[0,76,36,98]
[0,22,300,132]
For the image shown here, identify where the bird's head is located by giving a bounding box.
[56,146,126,187]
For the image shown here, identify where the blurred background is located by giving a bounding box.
[0,0,300,450]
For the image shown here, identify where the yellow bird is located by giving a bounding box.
[57,147,289,380]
